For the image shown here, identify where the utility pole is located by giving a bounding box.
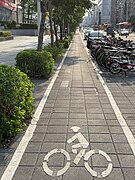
[37,0,41,35]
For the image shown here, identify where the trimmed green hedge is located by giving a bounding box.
[0,65,33,144]
[44,43,63,61]
[16,50,54,78]
[0,31,12,37]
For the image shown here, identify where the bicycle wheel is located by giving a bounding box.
[84,149,113,178]
[43,149,71,177]
[109,61,122,74]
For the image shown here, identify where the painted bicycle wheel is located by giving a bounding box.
[43,149,71,177]
[84,149,113,178]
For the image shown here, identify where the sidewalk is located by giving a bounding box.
[0,31,135,180]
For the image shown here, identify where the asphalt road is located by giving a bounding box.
[0,35,51,65]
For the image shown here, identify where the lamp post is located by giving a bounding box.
[120,2,123,22]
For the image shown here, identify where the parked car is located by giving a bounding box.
[118,29,129,36]
[131,25,135,32]
[87,30,104,49]
[84,28,93,40]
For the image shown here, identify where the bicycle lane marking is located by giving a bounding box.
[0,43,72,180]
[80,33,135,155]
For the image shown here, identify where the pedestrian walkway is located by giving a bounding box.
[1,31,135,180]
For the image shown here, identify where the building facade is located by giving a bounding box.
[0,0,22,23]
[91,0,135,26]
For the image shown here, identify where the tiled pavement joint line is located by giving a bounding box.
[79,33,135,156]
[0,43,72,180]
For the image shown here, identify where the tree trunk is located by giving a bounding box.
[27,5,30,23]
[54,20,58,45]
[48,2,54,47]
[60,24,63,40]
[37,0,46,51]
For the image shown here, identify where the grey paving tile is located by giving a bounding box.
[68,125,88,133]
[37,152,65,167]
[86,108,103,114]
[69,107,86,113]
[114,143,133,154]
[63,167,93,180]
[31,166,63,180]
[25,142,42,153]
[111,134,128,142]
[68,119,87,125]
[88,120,107,126]
[122,168,135,180]
[0,166,6,177]
[87,113,105,120]
[0,153,13,165]
[44,134,67,142]
[34,125,47,134]
[93,168,124,180]
[104,114,117,120]
[118,155,135,167]
[49,118,68,125]
[106,120,120,126]
[89,134,112,143]
[46,126,67,134]
[51,112,68,119]
[20,153,38,166]
[37,117,50,125]
[92,154,120,167]
[30,133,45,142]
[88,126,109,134]
[12,166,34,180]
[52,108,69,113]
[69,113,86,119]
[40,142,65,153]
[90,143,116,154]
[109,126,123,134]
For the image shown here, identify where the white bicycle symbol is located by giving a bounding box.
[43,126,113,178]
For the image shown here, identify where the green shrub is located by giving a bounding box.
[19,23,38,29]
[68,32,74,39]
[16,50,54,78]
[0,31,12,37]
[62,39,70,48]
[0,21,16,29]
[0,65,33,144]
[44,43,63,61]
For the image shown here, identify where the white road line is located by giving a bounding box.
[1,43,72,180]
[80,33,135,155]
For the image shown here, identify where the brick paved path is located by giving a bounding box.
[1,31,135,180]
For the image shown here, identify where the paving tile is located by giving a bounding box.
[31,133,45,142]
[109,126,123,134]
[69,113,86,119]
[111,134,128,142]
[90,143,116,154]
[20,153,38,166]
[51,112,68,119]
[44,134,67,142]
[104,114,117,120]
[34,125,47,134]
[88,126,109,134]
[114,143,133,154]
[122,168,135,180]
[93,168,124,180]
[88,120,107,126]
[92,154,120,167]
[68,119,87,125]
[25,142,42,153]
[0,166,6,177]
[118,155,135,167]
[46,126,67,134]
[12,166,34,180]
[63,167,93,180]
[89,134,112,143]
[87,114,105,120]
[40,142,65,153]
[31,166,63,180]
[49,118,68,125]
[0,153,13,165]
